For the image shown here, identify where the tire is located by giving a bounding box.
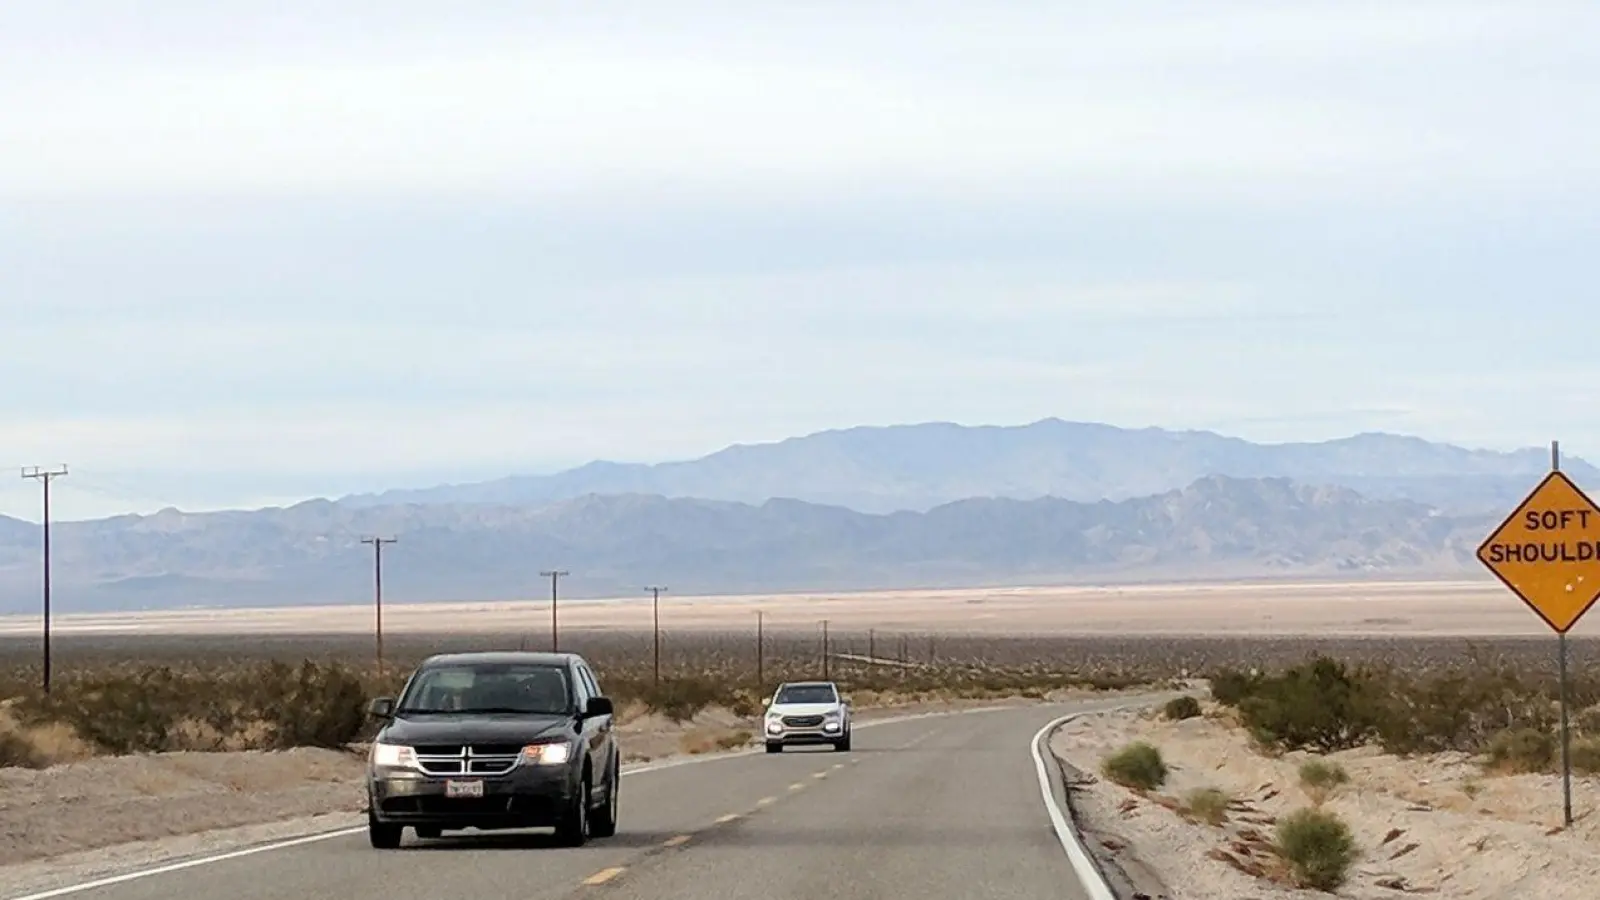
[765,742,783,754]
[414,825,441,840]
[368,811,402,849]
[833,734,851,752]
[554,772,590,847]
[589,758,619,839]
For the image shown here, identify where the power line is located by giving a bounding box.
[646,585,667,685]
[21,465,67,694]
[361,536,397,678]
[540,570,569,652]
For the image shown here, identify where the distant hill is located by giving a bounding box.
[0,476,1496,614]
[339,419,1585,515]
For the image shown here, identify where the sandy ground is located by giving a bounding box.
[0,693,1086,897]
[0,577,1589,638]
[1052,702,1600,899]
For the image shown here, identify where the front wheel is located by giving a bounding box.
[834,732,851,752]
[765,742,783,754]
[368,812,402,849]
[590,760,619,839]
[554,774,591,847]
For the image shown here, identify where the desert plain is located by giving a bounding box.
[0,576,1589,638]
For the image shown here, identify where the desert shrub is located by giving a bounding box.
[1487,727,1556,774]
[1234,657,1383,753]
[1372,667,1557,756]
[9,660,369,754]
[1209,668,1266,706]
[1569,737,1600,775]
[1275,807,1359,891]
[252,661,368,749]
[1101,741,1168,792]
[1298,759,1350,805]
[1182,786,1231,825]
[1163,695,1202,721]
[627,675,730,723]
[0,729,44,768]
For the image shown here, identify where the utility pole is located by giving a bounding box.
[21,466,67,694]
[361,536,396,678]
[868,628,876,661]
[756,610,765,697]
[540,570,568,652]
[821,619,830,680]
[646,585,667,685]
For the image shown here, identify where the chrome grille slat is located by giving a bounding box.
[413,745,521,776]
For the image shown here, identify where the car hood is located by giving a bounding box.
[766,702,842,716]
[379,713,573,746]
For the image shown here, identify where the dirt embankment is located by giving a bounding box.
[1053,704,1600,899]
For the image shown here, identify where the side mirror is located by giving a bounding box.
[367,697,395,719]
[585,696,614,718]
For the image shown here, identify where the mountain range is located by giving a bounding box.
[0,418,1570,613]
[342,419,1585,515]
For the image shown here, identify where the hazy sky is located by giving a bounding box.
[3,1,1597,521]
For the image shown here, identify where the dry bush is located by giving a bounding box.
[0,629,1166,763]
[1275,807,1359,892]
[7,628,1597,765]
[1486,727,1556,774]
[1297,759,1350,806]
[1181,786,1231,825]
[1163,695,1202,721]
[1102,741,1168,792]
[1208,650,1600,764]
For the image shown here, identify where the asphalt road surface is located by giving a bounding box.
[14,697,1151,900]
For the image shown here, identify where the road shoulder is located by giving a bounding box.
[1052,701,1600,899]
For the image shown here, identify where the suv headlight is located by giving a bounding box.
[522,741,573,765]
[370,742,417,770]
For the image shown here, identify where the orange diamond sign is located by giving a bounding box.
[1478,471,1600,634]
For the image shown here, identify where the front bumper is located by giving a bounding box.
[368,764,577,829]
[764,719,847,745]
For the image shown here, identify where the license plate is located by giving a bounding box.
[445,779,484,798]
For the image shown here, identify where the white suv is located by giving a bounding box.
[762,681,852,753]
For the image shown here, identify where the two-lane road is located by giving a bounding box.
[12,697,1150,900]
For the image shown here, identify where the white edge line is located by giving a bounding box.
[1031,710,1122,900]
[3,702,1029,900]
[3,829,371,900]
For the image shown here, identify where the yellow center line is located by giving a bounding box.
[789,782,806,791]
[582,867,626,886]
[812,771,828,779]
[756,796,777,806]
[832,763,845,770]
[715,813,741,824]
[663,835,691,847]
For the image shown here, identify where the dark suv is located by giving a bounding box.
[363,651,620,849]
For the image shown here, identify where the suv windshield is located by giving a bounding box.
[774,684,837,705]
[396,663,572,715]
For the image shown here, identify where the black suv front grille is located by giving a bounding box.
[781,715,825,728]
[413,745,522,776]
